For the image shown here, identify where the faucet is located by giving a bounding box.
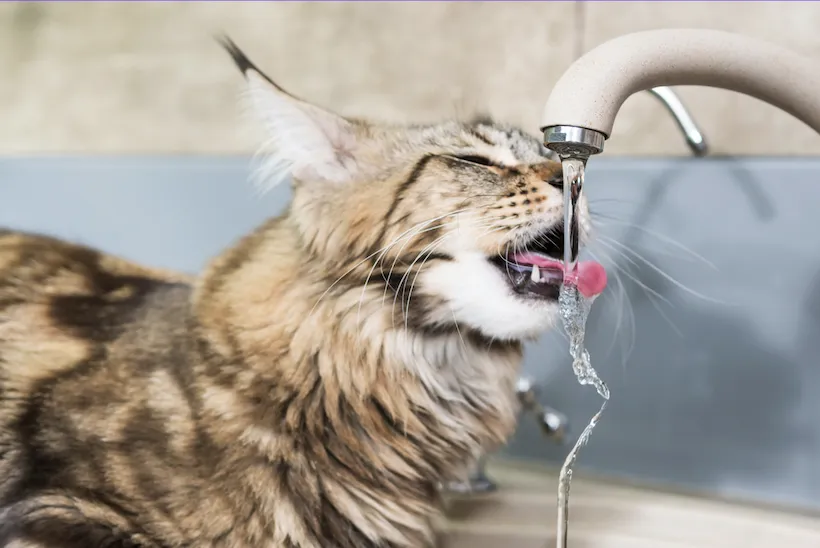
[647,87,708,157]
[449,27,820,500]
[542,28,820,161]
[441,85,709,497]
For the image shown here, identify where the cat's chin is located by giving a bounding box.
[419,252,561,341]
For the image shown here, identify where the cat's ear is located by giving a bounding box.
[219,37,358,186]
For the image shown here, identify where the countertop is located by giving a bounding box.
[438,458,820,548]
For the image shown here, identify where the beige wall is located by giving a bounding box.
[2,1,819,155]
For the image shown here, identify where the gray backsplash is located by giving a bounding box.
[2,156,818,512]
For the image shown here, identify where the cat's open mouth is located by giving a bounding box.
[489,225,607,300]
[489,225,565,301]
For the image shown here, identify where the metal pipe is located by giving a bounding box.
[648,87,708,157]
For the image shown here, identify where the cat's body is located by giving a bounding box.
[0,39,604,547]
[0,225,519,548]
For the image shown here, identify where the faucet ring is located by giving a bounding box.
[542,126,606,160]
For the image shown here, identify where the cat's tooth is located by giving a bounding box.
[531,264,540,283]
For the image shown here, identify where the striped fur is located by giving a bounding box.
[0,39,595,547]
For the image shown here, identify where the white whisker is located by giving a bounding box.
[380,213,491,306]
[602,237,728,305]
[584,247,635,368]
[391,233,450,330]
[401,237,451,332]
[310,212,474,317]
[354,208,481,330]
[593,239,674,306]
[592,241,685,339]
[403,225,505,333]
[593,216,718,270]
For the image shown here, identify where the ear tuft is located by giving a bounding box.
[218,35,256,79]
[219,35,360,189]
[218,35,288,93]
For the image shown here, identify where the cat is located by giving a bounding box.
[0,37,605,548]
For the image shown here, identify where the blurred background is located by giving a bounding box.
[2,1,820,156]
[3,0,820,532]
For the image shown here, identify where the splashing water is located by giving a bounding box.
[559,286,609,401]
[555,157,610,548]
[556,283,609,548]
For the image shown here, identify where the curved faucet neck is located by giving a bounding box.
[542,29,820,156]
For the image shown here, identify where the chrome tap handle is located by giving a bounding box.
[516,376,570,443]
[538,406,569,444]
[648,87,709,157]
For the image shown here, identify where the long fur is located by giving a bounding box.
[0,39,595,547]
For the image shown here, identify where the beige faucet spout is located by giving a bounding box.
[542,29,820,156]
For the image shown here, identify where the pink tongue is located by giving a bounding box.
[571,261,608,298]
[511,253,608,298]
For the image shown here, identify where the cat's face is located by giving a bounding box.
[225,40,605,341]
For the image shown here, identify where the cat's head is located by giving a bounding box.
[223,39,606,341]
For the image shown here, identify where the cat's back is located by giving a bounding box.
[0,228,193,300]
[0,227,196,396]
[0,230,204,544]
[0,228,194,360]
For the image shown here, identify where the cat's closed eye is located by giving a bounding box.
[448,154,498,168]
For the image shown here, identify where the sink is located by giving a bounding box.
[438,531,549,548]
[438,491,551,548]
[436,459,820,548]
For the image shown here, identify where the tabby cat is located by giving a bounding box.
[0,38,606,547]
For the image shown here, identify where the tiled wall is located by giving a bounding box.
[2,1,819,155]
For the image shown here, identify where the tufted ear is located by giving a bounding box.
[219,36,359,187]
